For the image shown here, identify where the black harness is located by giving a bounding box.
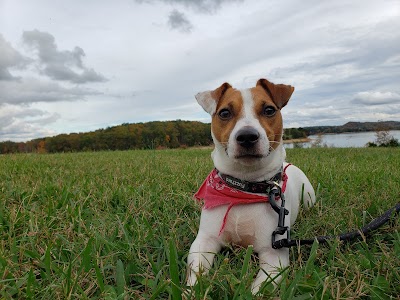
[217,169,400,249]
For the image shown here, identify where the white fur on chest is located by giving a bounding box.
[221,203,278,250]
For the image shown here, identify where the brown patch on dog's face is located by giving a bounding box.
[250,85,284,150]
[256,78,294,109]
[211,88,243,148]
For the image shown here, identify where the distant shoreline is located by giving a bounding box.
[283,138,311,144]
[301,121,400,136]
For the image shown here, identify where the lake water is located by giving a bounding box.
[284,130,400,148]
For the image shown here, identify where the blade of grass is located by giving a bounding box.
[168,239,182,300]
[26,268,35,299]
[233,245,253,300]
[44,244,51,278]
[305,240,318,275]
[149,280,169,300]
[82,238,93,272]
[94,261,105,292]
[116,259,126,297]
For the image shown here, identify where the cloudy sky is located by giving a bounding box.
[1,0,399,142]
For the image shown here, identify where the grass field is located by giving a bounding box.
[0,148,399,299]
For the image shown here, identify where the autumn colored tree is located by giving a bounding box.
[37,140,47,153]
[0,120,214,153]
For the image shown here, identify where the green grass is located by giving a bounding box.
[0,148,399,299]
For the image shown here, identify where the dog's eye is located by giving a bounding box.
[218,109,232,120]
[263,106,276,117]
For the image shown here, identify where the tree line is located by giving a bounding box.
[0,120,309,154]
[0,120,212,154]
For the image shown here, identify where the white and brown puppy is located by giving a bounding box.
[187,78,316,294]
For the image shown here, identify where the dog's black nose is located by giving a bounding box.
[235,127,260,148]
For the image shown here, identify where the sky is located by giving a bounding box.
[1,0,399,142]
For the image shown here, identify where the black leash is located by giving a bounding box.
[269,184,400,249]
[215,168,400,249]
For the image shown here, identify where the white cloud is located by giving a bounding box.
[0,104,58,142]
[353,91,400,105]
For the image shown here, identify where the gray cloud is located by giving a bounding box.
[353,91,400,106]
[22,29,107,84]
[137,0,243,33]
[0,32,106,141]
[137,0,243,13]
[0,69,15,81]
[234,16,400,124]
[168,10,193,33]
[0,34,31,81]
[0,78,102,105]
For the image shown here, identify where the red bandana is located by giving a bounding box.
[194,166,290,235]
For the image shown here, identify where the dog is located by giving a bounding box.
[186,78,316,294]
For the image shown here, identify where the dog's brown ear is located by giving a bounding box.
[195,82,232,115]
[256,78,294,109]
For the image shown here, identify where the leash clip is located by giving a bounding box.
[268,184,291,249]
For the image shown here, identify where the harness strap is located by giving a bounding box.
[210,165,290,235]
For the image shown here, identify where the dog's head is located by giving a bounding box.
[196,78,294,177]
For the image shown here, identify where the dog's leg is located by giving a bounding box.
[186,234,222,286]
[251,248,289,294]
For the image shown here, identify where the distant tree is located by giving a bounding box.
[283,128,307,140]
[375,130,392,146]
[368,122,399,147]
[0,141,18,154]
[386,138,399,147]
[37,140,47,153]
[310,134,328,148]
